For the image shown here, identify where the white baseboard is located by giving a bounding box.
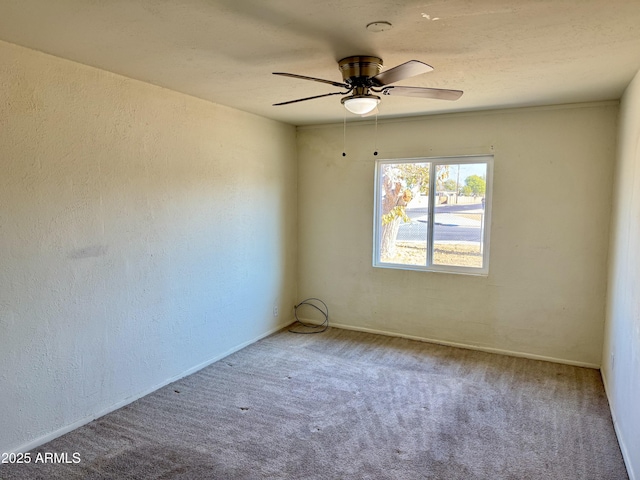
[601,371,636,480]
[327,322,601,369]
[9,320,291,454]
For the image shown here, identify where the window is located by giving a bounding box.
[373,155,493,275]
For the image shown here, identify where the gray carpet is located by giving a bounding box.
[1,327,628,479]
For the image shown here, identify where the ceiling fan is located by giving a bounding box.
[273,56,463,116]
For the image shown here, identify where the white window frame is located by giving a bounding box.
[373,155,493,275]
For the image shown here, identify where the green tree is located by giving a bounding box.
[443,179,457,192]
[464,175,486,196]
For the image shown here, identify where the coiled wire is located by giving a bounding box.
[288,298,329,334]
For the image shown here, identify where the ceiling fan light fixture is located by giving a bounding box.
[342,95,380,115]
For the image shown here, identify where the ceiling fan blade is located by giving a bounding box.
[273,91,346,106]
[370,60,434,86]
[381,86,463,101]
[273,72,349,88]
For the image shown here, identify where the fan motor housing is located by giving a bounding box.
[338,56,383,86]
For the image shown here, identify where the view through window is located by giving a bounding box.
[373,155,493,274]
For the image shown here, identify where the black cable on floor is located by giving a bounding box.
[288,298,329,334]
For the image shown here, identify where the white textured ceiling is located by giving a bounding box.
[1,0,640,125]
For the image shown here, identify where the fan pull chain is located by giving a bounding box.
[373,112,379,156]
[342,109,347,157]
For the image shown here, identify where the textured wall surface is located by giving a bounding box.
[603,69,640,480]
[0,40,297,453]
[297,104,617,367]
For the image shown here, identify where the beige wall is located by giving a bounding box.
[298,104,617,366]
[602,69,640,479]
[0,40,297,453]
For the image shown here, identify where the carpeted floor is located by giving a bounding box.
[0,327,628,479]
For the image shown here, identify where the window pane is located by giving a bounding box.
[432,163,487,268]
[378,162,430,266]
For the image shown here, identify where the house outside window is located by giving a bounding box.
[373,155,493,275]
